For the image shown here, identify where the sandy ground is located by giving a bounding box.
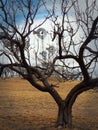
[0,78,98,130]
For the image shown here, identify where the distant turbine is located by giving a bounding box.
[34,28,47,39]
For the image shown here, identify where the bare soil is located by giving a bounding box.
[0,78,98,130]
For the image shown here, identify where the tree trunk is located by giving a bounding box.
[56,79,98,128]
[56,101,72,128]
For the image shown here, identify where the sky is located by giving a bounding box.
[0,0,98,77]
[23,0,98,77]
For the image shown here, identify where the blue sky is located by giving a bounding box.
[0,0,98,24]
[0,0,77,25]
[0,0,98,72]
[0,0,47,24]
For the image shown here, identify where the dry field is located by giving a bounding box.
[0,78,98,130]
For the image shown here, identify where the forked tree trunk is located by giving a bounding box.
[28,77,98,129]
[56,79,98,128]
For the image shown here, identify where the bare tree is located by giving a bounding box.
[0,0,98,128]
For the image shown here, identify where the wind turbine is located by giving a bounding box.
[34,28,47,51]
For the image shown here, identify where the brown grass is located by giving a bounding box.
[0,78,98,130]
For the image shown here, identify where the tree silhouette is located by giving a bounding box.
[0,0,98,128]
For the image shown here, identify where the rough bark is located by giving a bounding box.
[56,101,67,128]
[56,102,72,129]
